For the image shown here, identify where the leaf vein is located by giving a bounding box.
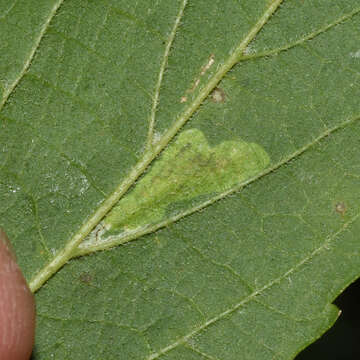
[146,0,188,150]
[146,209,360,359]
[0,0,65,109]
[241,6,360,62]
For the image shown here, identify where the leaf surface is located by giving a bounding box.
[1,1,360,359]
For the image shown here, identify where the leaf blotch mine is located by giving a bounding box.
[104,129,270,232]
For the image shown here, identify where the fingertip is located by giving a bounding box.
[0,229,36,360]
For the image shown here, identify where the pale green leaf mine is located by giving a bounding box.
[104,128,270,233]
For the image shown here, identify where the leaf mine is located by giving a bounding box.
[104,128,270,233]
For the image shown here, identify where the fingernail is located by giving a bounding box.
[0,228,36,359]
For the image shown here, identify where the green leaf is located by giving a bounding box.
[1,0,360,359]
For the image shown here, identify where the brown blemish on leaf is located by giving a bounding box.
[335,202,346,216]
[79,272,92,284]
[210,87,226,103]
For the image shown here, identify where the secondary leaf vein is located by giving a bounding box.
[0,0,65,109]
[146,0,189,150]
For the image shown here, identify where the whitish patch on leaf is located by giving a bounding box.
[349,50,360,58]
[103,129,270,233]
[180,54,215,103]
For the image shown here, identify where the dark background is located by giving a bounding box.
[296,278,360,359]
